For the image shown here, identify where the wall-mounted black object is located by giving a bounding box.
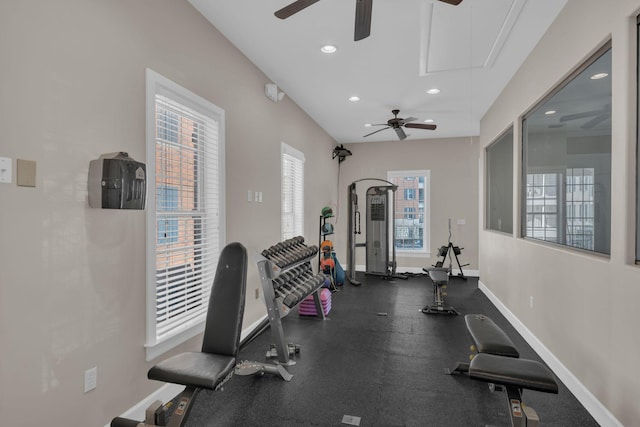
[88,152,146,209]
[332,144,352,163]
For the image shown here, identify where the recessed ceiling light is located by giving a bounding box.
[424,119,434,123]
[427,88,440,95]
[348,96,360,102]
[364,123,372,127]
[320,45,337,54]
[545,110,557,115]
[590,72,608,80]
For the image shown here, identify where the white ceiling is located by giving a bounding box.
[188,0,567,143]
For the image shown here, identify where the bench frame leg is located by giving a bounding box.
[421,281,459,315]
[444,361,469,375]
[502,385,539,427]
[111,387,200,427]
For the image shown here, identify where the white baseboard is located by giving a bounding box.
[478,280,622,427]
[106,314,268,427]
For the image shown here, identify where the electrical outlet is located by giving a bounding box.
[255,288,260,299]
[84,367,97,393]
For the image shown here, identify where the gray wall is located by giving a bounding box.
[0,1,337,425]
[479,0,640,425]
[335,137,479,272]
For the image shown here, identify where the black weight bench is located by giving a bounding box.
[449,314,559,426]
[421,267,459,315]
[111,242,248,427]
[446,314,519,374]
[469,353,558,426]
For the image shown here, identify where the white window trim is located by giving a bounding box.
[281,142,305,240]
[144,69,225,361]
[387,170,431,257]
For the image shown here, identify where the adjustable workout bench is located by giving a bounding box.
[421,267,459,315]
[111,242,248,427]
[448,314,558,426]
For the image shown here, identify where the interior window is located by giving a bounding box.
[485,127,514,234]
[522,43,611,254]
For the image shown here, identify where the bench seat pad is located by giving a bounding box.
[465,314,520,358]
[469,353,559,394]
[423,267,449,284]
[148,352,236,390]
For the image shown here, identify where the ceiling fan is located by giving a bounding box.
[274,0,463,41]
[559,103,611,129]
[363,109,437,140]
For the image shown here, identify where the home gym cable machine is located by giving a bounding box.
[346,178,407,285]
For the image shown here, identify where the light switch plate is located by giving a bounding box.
[0,157,11,184]
[17,159,36,187]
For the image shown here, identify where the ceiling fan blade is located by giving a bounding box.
[402,117,418,124]
[405,122,437,130]
[581,113,610,129]
[395,127,407,140]
[363,127,390,137]
[559,110,601,123]
[354,0,372,41]
[438,0,463,5]
[275,0,321,19]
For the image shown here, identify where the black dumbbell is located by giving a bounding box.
[283,293,298,308]
[261,248,289,266]
[281,280,305,301]
[291,277,314,296]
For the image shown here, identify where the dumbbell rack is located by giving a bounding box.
[257,236,326,365]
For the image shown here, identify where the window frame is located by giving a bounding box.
[520,42,611,255]
[144,69,225,361]
[636,15,640,263]
[387,170,431,256]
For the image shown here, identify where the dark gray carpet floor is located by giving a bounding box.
[184,273,600,426]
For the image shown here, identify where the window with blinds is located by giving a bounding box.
[281,143,305,240]
[145,69,225,359]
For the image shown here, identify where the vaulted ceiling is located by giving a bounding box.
[189,0,567,143]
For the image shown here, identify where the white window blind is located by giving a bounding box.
[145,69,225,360]
[281,143,305,240]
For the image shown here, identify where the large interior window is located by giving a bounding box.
[388,170,430,254]
[145,69,225,360]
[486,127,514,234]
[522,43,611,254]
[281,143,305,240]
